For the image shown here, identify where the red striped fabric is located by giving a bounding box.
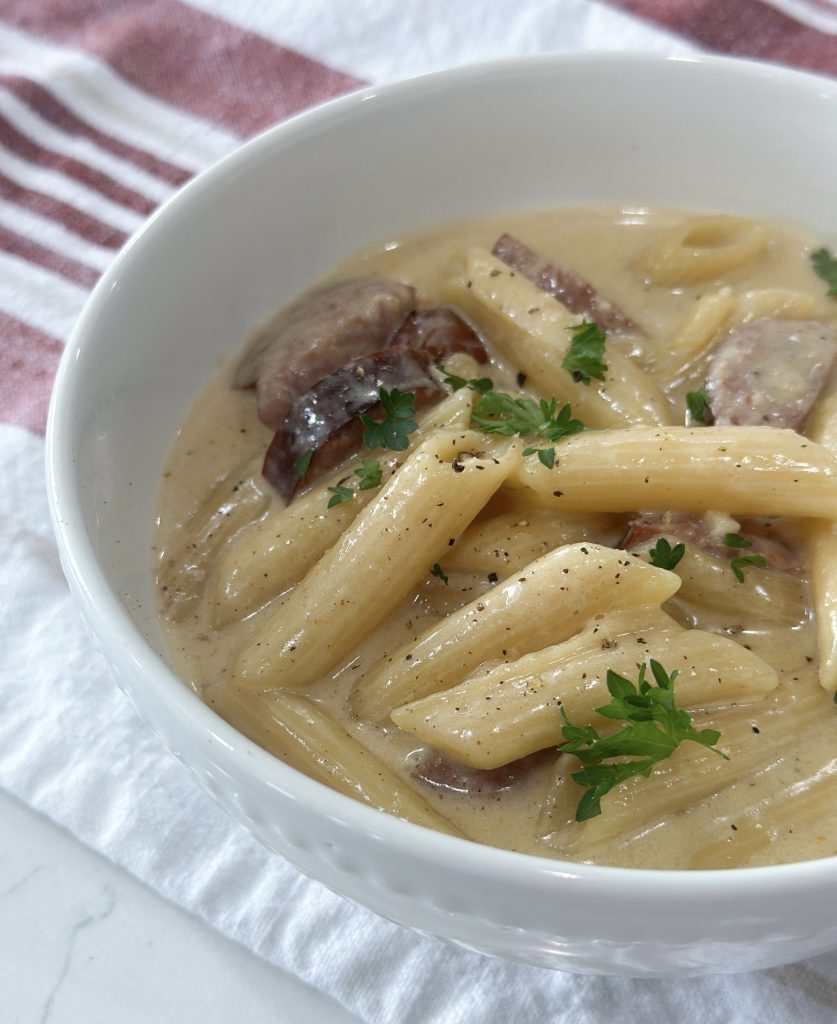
[0,224,99,287]
[0,313,64,434]
[0,171,128,249]
[0,0,364,434]
[0,74,194,186]
[609,0,837,75]
[0,0,363,136]
[0,110,157,215]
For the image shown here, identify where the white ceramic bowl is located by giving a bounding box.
[46,53,837,976]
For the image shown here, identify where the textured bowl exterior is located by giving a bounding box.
[46,53,837,975]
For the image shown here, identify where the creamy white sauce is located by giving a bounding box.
[154,207,837,869]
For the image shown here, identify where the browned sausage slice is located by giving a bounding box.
[262,346,441,501]
[621,512,801,576]
[234,277,416,429]
[706,318,837,430]
[411,748,553,796]
[391,308,487,364]
[492,233,641,335]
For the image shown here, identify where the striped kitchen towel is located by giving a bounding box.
[2,3,837,1023]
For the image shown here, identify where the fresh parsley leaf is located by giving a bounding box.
[523,447,557,469]
[360,388,418,451]
[729,553,769,583]
[811,247,837,297]
[430,562,449,585]
[723,533,768,582]
[686,388,712,425]
[560,659,727,821]
[326,485,354,509]
[648,537,685,571]
[562,320,608,385]
[471,392,585,456]
[294,448,314,478]
[355,458,382,491]
[436,363,494,394]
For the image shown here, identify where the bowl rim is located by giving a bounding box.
[45,49,837,897]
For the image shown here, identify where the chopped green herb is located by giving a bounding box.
[562,320,608,385]
[648,537,685,571]
[811,247,837,297]
[430,562,449,585]
[326,485,354,509]
[294,448,314,478]
[471,392,584,461]
[360,387,418,451]
[436,363,494,394]
[723,532,768,581]
[686,388,712,425]
[560,659,727,821]
[729,553,769,583]
[355,458,382,491]
[522,447,556,469]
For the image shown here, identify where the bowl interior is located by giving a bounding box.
[49,52,837,858]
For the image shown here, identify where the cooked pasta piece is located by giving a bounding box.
[233,430,516,691]
[635,216,768,286]
[213,389,475,626]
[159,459,270,621]
[205,685,461,836]
[510,426,837,518]
[649,546,806,628]
[443,248,671,428]
[443,509,623,576]
[732,288,819,324]
[391,609,778,769]
[667,286,733,363]
[804,393,837,691]
[350,544,681,723]
[539,684,824,861]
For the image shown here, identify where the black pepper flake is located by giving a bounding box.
[752,725,760,734]
[487,572,498,583]
[553,490,564,497]
[516,372,527,387]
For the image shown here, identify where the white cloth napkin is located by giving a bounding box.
[2,2,837,1021]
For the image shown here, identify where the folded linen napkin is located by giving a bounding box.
[2,1,837,1021]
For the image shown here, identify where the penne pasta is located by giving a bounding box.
[233,430,516,690]
[350,544,681,723]
[391,609,778,769]
[212,389,475,626]
[649,546,807,629]
[443,248,671,428]
[803,393,837,691]
[635,216,768,286]
[539,685,825,861]
[205,685,462,836]
[443,509,623,576]
[510,426,837,518]
[732,287,819,324]
[666,286,734,362]
[159,459,270,621]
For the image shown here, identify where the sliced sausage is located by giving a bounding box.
[492,233,641,335]
[262,346,441,501]
[621,511,802,576]
[411,748,553,797]
[391,308,487,364]
[234,277,416,429]
[706,318,837,430]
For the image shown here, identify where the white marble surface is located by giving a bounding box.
[0,788,362,1024]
